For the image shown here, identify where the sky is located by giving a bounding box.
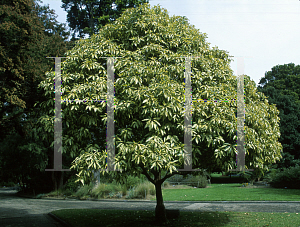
[39,0,300,88]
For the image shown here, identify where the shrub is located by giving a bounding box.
[182,175,207,188]
[91,183,107,198]
[125,187,137,199]
[135,181,155,198]
[263,168,280,183]
[115,192,123,198]
[0,182,16,187]
[211,173,247,184]
[108,192,115,198]
[63,189,73,196]
[64,175,81,192]
[47,188,64,197]
[124,181,155,199]
[124,175,143,189]
[163,181,170,188]
[120,184,127,196]
[75,183,93,199]
[269,165,300,189]
[91,183,123,199]
[167,174,184,183]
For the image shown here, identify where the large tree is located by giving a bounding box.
[37,4,282,223]
[61,0,149,39]
[257,63,300,162]
[0,0,74,192]
[0,0,72,135]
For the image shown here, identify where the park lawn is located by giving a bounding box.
[158,183,300,201]
[51,209,300,227]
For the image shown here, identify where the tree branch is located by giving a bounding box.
[138,163,155,184]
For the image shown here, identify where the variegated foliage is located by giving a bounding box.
[38,4,282,185]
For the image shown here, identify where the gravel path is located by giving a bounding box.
[1,187,300,226]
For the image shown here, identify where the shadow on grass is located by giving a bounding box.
[52,209,232,227]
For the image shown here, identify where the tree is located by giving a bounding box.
[0,0,74,192]
[37,4,282,223]
[257,63,300,161]
[0,0,72,136]
[61,0,149,39]
[257,63,300,105]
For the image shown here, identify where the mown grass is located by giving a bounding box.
[50,183,300,226]
[51,209,300,227]
[159,183,300,201]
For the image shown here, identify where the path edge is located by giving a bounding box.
[48,212,73,227]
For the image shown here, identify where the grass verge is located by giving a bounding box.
[51,209,300,227]
[159,183,300,201]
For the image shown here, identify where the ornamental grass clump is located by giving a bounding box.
[75,183,93,199]
[135,181,155,198]
[91,183,123,198]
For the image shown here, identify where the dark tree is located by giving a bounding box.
[0,0,74,192]
[61,0,149,39]
[0,0,72,135]
[257,63,300,162]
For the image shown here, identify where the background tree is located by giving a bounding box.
[257,63,300,166]
[0,0,71,135]
[37,3,283,223]
[61,0,149,39]
[0,0,74,192]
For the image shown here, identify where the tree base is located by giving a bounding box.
[155,205,168,223]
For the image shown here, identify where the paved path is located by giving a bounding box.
[1,187,300,226]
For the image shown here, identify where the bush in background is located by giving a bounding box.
[162,181,170,188]
[269,165,300,189]
[63,175,81,193]
[262,168,280,183]
[182,175,208,188]
[91,183,124,199]
[125,187,137,199]
[0,182,16,187]
[125,181,156,199]
[166,174,184,183]
[134,181,155,198]
[123,175,144,190]
[74,183,94,199]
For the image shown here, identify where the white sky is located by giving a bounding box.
[40,0,300,88]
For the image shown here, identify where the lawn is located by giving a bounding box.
[159,183,300,201]
[51,183,300,226]
[51,209,300,227]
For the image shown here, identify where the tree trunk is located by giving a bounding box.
[52,171,64,191]
[87,2,94,36]
[154,182,168,223]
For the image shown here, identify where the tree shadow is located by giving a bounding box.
[123,210,231,227]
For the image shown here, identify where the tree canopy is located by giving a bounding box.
[61,0,149,39]
[0,0,74,192]
[37,3,283,223]
[257,63,300,161]
[0,0,72,134]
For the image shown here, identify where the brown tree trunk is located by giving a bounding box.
[155,182,168,223]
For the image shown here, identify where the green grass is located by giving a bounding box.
[51,209,300,227]
[159,183,300,201]
[51,183,300,226]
